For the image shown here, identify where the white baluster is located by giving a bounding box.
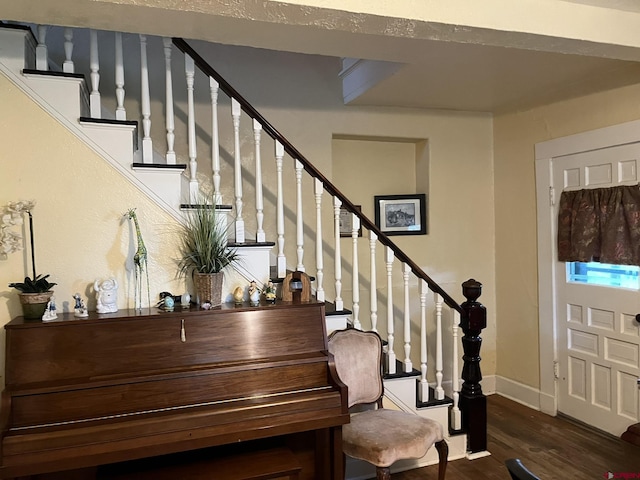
[451,308,462,430]
[114,32,126,120]
[402,263,412,372]
[63,28,74,73]
[210,78,222,204]
[418,279,429,402]
[275,141,286,278]
[163,38,176,164]
[89,29,101,118]
[352,213,361,330]
[139,35,153,163]
[295,160,305,271]
[333,197,343,311]
[314,178,325,302]
[386,247,396,374]
[434,293,445,400]
[231,99,244,243]
[36,25,48,71]
[185,55,198,202]
[253,119,265,242]
[369,231,378,333]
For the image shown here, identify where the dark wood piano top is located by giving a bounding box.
[1,301,348,479]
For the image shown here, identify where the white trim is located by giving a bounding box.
[495,376,541,411]
[466,451,491,460]
[535,155,557,415]
[535,121,640,422]
[535,119,640,160]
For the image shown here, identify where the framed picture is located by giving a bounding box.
[374,194,427,236]
[339,205,363,237]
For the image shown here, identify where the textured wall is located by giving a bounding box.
[494,82,640,389]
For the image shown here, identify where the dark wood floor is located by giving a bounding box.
[391,394,640,479]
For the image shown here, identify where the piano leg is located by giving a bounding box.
[331,426,344,480]
[314,427,344,480]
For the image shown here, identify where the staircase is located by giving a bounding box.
[0,21,488,477]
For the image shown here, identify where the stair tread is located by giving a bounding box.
[228,240,276,248]
[415,385,454,409]
[324,303,352,316]
[80,116,138,127]
[23,68,84,80]
[180,203,232,210]
[384,359,420,380]
[133,163,187,170]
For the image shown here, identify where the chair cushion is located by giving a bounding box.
[342,408,444,468]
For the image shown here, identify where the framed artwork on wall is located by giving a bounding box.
[339,205,363,237]
[374,194,427,236]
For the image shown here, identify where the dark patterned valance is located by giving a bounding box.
[557,184,640,265]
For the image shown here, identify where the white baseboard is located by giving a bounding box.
[494,376,542,411]
[539,390,557,416]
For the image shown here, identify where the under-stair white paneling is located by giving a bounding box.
[23,73,89,120]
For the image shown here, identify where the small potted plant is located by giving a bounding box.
[3,201,56,319]
[9,274,57,319]
[177,193,240,307]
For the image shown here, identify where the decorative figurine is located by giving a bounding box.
[248,280,260,306]
[125,208,150,311]
[281,271,311,303]
[233,286,244,305]
[264,279,277,304]
[94,277,118,314]
[163,295,175,311]
[181,292,191,308]
[73,293,88,318]
[42,296,57,321]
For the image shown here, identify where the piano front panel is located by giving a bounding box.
[10,359,331,427]
[5,302,327,388]
[3,390,345,458]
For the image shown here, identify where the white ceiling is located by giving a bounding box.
[3,0,640,114]
[342,42,640,113]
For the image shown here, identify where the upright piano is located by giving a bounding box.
[0,301,348,479]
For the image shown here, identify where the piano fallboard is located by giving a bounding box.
[1,301,348,479]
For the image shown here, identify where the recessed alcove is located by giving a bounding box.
[331,135,429,226]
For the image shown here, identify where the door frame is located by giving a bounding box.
[535,119,640,416]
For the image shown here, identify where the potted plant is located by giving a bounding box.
[9,274,57,319]
[3,201,56,319]
[177,195,240,307]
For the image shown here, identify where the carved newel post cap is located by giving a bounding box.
[462,279,482,302]
[461,279,486,331]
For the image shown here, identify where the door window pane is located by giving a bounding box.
[567,262,639,289]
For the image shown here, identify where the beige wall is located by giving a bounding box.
[331,135,495,375]
[494,82,640,389]
[0,74,185,381]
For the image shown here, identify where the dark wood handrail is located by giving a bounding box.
[172,37,463,314]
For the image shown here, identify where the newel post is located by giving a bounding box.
[459,278,487,454]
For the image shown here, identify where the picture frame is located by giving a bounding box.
[339,205,363,237]
[374,194,427,236]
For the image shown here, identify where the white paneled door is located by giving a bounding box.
[553,143,640,436]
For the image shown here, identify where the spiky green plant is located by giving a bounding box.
[177,199,240,276]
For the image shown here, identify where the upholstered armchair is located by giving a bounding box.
[328,328,448,480]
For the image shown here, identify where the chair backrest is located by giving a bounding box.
[328,329,384,409]
[505,459,540,480]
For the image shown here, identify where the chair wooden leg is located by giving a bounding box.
[435,439,448,480]
[376,466,391,480]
